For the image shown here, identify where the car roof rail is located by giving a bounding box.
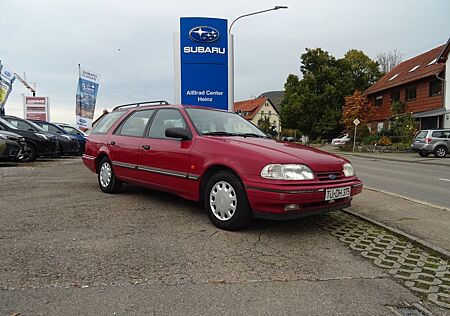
[113,100,170,111]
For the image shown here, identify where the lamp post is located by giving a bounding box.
[227,6,288,112]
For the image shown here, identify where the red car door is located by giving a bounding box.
[139,108,193,195]
[108,109,155,182]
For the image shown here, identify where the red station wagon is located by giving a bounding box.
[82,101,363,230]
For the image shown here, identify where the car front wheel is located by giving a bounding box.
[204,170,252,230]
[433,146,447,158]
[98,157,122,193]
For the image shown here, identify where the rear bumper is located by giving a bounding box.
[82,154,97,173]
[411,143,433,152]
[244,179,363,217]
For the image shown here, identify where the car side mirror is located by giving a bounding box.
[28,128,35,132]
[57,131,62,133]
[165,127,191,140]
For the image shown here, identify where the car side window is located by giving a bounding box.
[147,109,187,139]
[42,124,60,133]
[116,110,155,137]
[432,131,444,138]
[8,119,36,131]
[92,111,125,134]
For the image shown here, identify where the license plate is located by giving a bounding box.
[325,186,351,201]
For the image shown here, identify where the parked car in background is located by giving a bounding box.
[331,134,351,146]
[0,117,58,161]
[31,120,80,156]
[411,129,450,158]
[54,123,87,154]
[281,136,295,142]
[82,103,363,230]
[0,130,28,161]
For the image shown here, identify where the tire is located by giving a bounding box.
[24,143,37,162]
[97,157,122,193]
[55,143,63,158]
[204,170,252,230]
[433,145,448,158]
[418,151,430,157]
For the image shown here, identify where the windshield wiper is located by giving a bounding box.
[202,131,239,136]
[237,133,268,138]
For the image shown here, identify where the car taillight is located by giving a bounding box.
[425,138,432,143]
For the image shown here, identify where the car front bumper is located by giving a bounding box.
[244,178,363,219]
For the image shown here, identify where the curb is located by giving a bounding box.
[337,152,450,168]
[342,208,450,260]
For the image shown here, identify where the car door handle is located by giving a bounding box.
[110,141,116,145]
[142,145,151,150]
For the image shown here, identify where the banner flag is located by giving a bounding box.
[76,66,100,130]
[0,62,16,110]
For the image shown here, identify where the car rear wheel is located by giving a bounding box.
[418,151,430,157]
[98,157,122,193]
[204,170,252,230]
[433,146,447,158]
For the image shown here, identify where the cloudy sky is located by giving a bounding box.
[1,0,449,123]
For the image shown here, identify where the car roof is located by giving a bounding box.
[111,103,229,114]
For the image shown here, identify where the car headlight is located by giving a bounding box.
[261,164,314,180]
[35,133,49,140]
[343,163,355,177]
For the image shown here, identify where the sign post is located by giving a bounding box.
[175,17,229,111]
[24,96,50,121]
[353,118,360,152]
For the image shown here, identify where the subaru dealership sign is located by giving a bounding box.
[175,17,229,110]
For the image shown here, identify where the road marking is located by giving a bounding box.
[438,178,450,182]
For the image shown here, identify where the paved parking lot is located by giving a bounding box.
[0,159,447,315]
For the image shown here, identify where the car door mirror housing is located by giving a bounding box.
[165,127,191,140]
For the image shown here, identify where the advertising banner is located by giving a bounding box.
[24,96,50,121]
[0,62,16,111]
[76,68,100,130]
[179,17,228,110]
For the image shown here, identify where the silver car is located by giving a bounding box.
[411,129,450,158]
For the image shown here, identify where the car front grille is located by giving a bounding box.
[316,171,345,181]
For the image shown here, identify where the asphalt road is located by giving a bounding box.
[344,155,450,209]
[1,158,441,315]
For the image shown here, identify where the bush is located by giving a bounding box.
[362,134,381,145]
[378,135,392,146]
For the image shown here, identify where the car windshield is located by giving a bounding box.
[337,134,347,139]
[185,108,267,137]
[0,117,19,130]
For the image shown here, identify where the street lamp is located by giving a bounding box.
[229,6,288,34]
[227,6,288,112]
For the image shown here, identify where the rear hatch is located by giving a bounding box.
[413,130,428,144]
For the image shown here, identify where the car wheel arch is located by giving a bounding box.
[199,164,243,201]
[95,153,110,173]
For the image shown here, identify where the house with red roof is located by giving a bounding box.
[365,40,449,131]
[233,97,281,134]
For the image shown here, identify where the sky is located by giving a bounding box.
[1,0,449,124]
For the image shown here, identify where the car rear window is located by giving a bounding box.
[92,111,125,134]
[415,131,428,139]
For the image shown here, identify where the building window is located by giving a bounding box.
[429,80,442,97]
[377,122,384,132]
[268,110,272,115]
[260,110,264,115]
[409,65,420,72]
[405,87,416,101]
[391,91,400,103]
[375,96,383,107]
[388,73,399,81]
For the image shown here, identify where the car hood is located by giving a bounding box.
[204,136,349,172]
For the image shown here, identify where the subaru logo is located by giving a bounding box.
[189,26,220,43]
[79,119,86,123]
[4,71,11,77]
[328,174,337,180]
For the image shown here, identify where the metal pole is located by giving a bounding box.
[353,125,357,152]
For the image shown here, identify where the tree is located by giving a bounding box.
[341,49,382,92]
[342,90,373,131]
[376,49,402,74]
[257,116,276,136]
[389,100,417,143]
